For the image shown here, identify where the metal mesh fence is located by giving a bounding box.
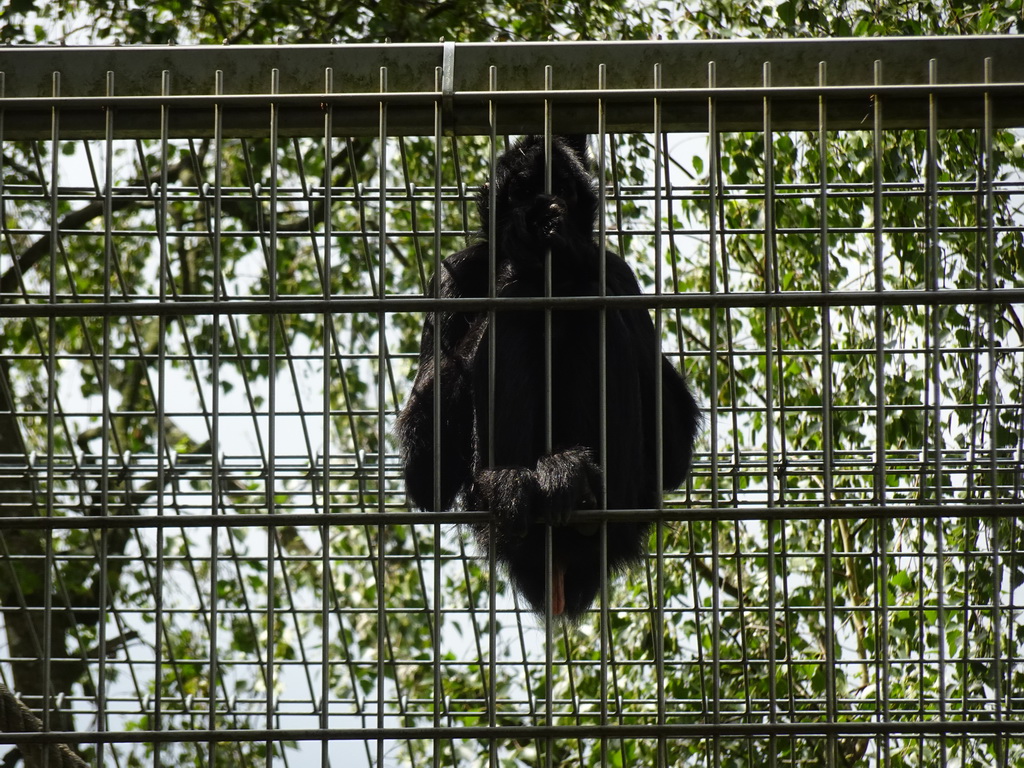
[0,39,1022,768]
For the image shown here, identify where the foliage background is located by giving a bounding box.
[1,2,1022,767]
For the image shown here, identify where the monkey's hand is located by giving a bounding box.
[535,448,602,528]
[527,194,567,242]
[466,468,538,538]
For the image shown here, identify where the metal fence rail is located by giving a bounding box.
[4,38,1024,137]
[0,39,1022,768]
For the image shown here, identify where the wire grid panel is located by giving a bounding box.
[0,41,1022,768]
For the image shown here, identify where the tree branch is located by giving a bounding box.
[0,163,185,297]
[0,683,87,768]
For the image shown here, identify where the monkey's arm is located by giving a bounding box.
[606,253,701,491]
[396,251,486,511]
[657,355,701,490]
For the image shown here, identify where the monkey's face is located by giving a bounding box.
[479,136,598,265]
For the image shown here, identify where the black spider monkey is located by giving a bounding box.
[396,135,700,621]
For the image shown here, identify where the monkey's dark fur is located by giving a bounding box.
[396,135,700,621]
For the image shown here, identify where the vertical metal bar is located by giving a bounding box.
[425,64,447,754]
[542,63,555,768]
[818,60,833,508]
[432,130,444,509]
[983,57,1006,766]
[486,63,499,768]
[963,53,988,754]
[265,68,281,766]
[766,58,801,766]
[208,66,225,765]
[486,82,498,465]
[377,64,389,768]
[765,69,778,765]
[817,60,839,768]
[96,68,116,767]
[432,62,444,768]
[765,57,801,767]
[153,66,172,768]
[320,65,335,768]
[596,61,610,768]
[922,62,941,763]
[42,69,60,743]
[651,61,667,768]
[761,57,777,520]
[933,56,948,762]
[765,61,778,757]
[731,57,773,768]
[543,66,554,458]
[925,58,944,511]
[983,59,999,507]
[705,58,722,768]
[871,60,891,767]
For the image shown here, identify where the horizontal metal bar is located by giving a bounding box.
[1,503,1020,531]
[5,719,1024,746]
[1,37,1023,137]
[2,81,1022,108]
[1,82,1021,137]
[1,288,1022,319]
